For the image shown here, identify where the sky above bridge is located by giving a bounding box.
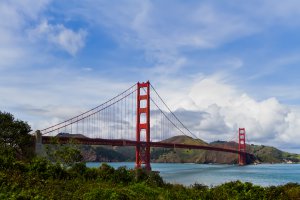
[1,0,300,153]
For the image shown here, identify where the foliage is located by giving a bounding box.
[93,146,129,161]
[45,137,83,167]
[0,158,299,199]
[0,111,34,160]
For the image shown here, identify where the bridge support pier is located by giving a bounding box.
[35,130,44,156]
[238,128,247,165]
[135,81,151,170]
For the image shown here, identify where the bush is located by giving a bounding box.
[134,168,148,182]
[145,171,164,187]
[97,163,115,181]
[83,188,129,200]
[84,168,99,180]
[68,162,87,177]
[192,182,209,190]
[113,166,134,184]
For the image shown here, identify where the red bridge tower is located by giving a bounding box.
[136,81,151,170]
[238,128,247,165]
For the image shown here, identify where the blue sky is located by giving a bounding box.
[1,0,300,153]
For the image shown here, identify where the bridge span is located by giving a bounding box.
[41,136,251,155]
[37,81,252,170]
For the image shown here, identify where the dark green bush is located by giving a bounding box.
[68,162,87,177]
[113,166,134,184]
[145,171,164,187]
[83,188,129,200]
[98,163,115,181]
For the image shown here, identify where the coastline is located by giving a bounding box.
[86,162,300,187]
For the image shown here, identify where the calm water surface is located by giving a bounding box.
[86,162,300,186]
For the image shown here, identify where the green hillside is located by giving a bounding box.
[152,135,208,163]
[249,144,300,163]
[161,135,207,145]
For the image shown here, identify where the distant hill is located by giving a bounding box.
[161,135,207,145]
[56,132,88,138]
[69,134,300,164]
[151,135,208,163]
[151,136,238,164]
[151,137,300,164]
[208,140,300,164]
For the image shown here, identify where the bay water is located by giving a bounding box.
[86,162,300,186]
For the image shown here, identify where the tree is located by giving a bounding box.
[45,138,83,167]
[0,111,34,160]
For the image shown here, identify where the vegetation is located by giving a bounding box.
[0,158,300,199]
[0,111,34,160]
[45,138,83,167]
[252,145,300,163]
[81,145,131,162]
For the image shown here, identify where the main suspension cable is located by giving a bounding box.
[41,83,137,133]
[150,83,201,140]
[42,85,137,135]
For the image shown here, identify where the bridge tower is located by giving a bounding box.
[238,128,247,165]
[136,81,151,170]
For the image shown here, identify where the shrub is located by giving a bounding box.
[83,188,129,200]
[113,166,134,184]
[145,171,164,187]
[97,163,115,181]
[68,162,87,177]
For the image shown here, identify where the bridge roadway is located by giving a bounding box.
[41,136,252,156]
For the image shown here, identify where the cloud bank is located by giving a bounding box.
[167,76,300,151]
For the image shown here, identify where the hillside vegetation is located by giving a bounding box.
[80,135,300,164]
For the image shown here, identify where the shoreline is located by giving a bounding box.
[86,162,300,187]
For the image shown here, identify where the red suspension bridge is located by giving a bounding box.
[35,81,252,170]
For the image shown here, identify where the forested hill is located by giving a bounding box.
[77,135,300,164]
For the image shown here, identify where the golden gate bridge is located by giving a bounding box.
[35,81,252,170]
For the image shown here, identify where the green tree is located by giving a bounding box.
[0,111,34,160]
[45,137,83,167]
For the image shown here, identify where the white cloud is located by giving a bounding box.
[0,0,87,70]
[52,27,87,56]
[29,20,87,56]
[0,1,87,70]
[189,77,238,108]
[0,1,48,69]
[62,0,300,78]
[165,75,300,151]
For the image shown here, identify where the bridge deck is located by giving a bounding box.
[41,136,251,155]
